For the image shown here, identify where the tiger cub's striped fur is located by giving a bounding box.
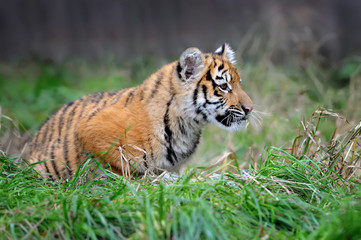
[29,44,253,180]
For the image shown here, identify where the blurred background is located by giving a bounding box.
[0,0,360,166]
[1,0,361,63]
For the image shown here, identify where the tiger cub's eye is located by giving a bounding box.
[219,83,228,91]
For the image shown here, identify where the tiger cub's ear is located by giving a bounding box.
[178,48,205,82]
[215,43,236,64]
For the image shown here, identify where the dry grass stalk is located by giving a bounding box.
[118,144,148,179]
[293,107,361,183]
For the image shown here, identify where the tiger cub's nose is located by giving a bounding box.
[241,106,253,115]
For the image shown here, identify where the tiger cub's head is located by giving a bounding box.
[177,43,253,131]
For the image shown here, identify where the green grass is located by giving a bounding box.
[1,144,360,239]
[1,57,361,239]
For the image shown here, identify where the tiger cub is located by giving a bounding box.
[29,44,253,180]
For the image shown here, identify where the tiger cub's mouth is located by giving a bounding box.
[215,109,249,128]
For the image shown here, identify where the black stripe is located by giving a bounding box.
[50,145,61,180]
[44,161,54,181]
[202,85,222,106]
[206,70,212,81]
[77,96,89,119]
[73,98,89,165]
[215,101,226,110]
[62,135,72,177]
[87,110,99,121]
[90,92,99,103]
[101,95,108,107]
[58,101,74,139]
[179,133,201,159]
[124,88,136,107]
[164,98,173,142]
[37,111,58,181]
[99,91,105,100]
[38,119,50,145]
[214,90,222,97]
[202,85,208,103]
[176,62,182,80]
[218,63,224,71]
[91,92,104,103]
[63,105,78,177]
[142,152,148,169]
[149,73,164,99]
[108,91,117,97]
[50,145,55,160]
[46,111,59,148]
[193,81,208,120]
[87,96,108,121]
[47,111,61,180]
[42,111,58,161]
[40,108,59,145]
[177,117,186,135]
[74,133,84,165]
[193,80,201,106]
[166,147,177,166]
[206,70,219,91]
[111,90,126,104]
[169,73,176,95]
[139,88,145,101]
[196,109,208,121]
[164,96,177,165]
[147,138,155,162]
[72,94,98,166]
